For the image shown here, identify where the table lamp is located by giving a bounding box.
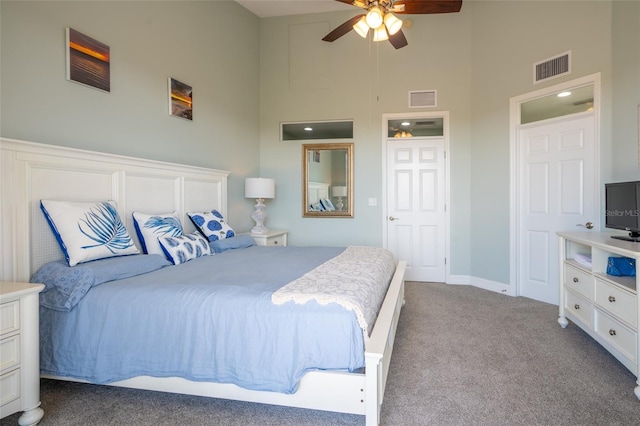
[332,186,347,211]
[245,177,275,234]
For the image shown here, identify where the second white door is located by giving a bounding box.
[518,114,596,304]
[386,137,446,282]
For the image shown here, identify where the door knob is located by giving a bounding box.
[576,222,594,229]
[388,216,399,221]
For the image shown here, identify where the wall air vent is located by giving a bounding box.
[533,51,571,84]
[409,90,437,108]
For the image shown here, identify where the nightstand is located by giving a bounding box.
[251,230,288,247]
[1,282,45,426]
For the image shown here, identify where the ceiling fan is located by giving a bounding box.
[322,0,462,49]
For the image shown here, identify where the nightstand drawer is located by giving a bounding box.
[595,279,637,328]
[265,235,286,246]
[0,334,20,373]
[0,300,19,337]
[0,368,20,407]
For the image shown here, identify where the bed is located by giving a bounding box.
[0,138,406,426]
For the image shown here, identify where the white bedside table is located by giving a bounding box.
[1,282,45,426]
[251,230,288,247]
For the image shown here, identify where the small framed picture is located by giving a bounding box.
[168,78,193,121]
[66,28,110,92]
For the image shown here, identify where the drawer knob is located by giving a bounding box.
[609,329,617,336]
[608,295,616,303]
[574,304,580,310]
[273,241,278,245]
[573,277,579,283]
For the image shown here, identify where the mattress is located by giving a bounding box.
[38,245,394,393]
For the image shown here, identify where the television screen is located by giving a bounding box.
[605,181,640,240]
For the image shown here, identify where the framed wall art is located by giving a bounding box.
[168,78,193,121]
[66,28,110,92]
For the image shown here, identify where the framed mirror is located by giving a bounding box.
[303,143,353,218]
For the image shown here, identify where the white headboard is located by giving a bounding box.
[0,138,229,282]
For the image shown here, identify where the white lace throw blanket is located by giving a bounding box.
[271,246,396,339]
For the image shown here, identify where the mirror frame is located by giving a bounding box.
[302,143,354,218]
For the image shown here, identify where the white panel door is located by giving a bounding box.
[518,115,596,304]
[387,138,446,282]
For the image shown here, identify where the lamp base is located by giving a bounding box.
[250,198,269,234]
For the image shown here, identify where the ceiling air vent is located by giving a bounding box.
[533,51,571,84]
[409,90,437,108]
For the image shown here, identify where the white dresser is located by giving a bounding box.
[557,232,640,399]
[1,282,45,425]
[251,230,288,247]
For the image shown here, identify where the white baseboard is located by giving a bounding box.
[446,274,515,297]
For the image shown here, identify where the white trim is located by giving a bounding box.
[381,111,451,283]
[509,73,602,298]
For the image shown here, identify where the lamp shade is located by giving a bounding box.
[365,6,384,29]
[353,16,369,38]
[245,178,275,199]
[384,13,403,35]
[332,186,347,197]
[373,25,389,42]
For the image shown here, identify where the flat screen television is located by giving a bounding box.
[605,181,640,242]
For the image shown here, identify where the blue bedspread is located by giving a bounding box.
[39,245,372,393]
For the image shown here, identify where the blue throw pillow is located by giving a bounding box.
[40,200,139,266]
[158,232,212,265]
[132,211,183,256]
[187,210,235,242]
[210,234,256,253]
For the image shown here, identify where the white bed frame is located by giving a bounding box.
[0,138,406,426]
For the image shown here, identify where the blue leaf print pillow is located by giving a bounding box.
[187,210,235,242]
[40,200,139,266]
[132,211,184,257]
[158,232,212,265]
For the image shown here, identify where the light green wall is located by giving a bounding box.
[0,0,261,231]
[259,1,634,283]
[468,1,613,284]
[259,9,473,275]
[611,0,640,182]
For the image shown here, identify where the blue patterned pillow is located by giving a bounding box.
[187,210,235,242]
[158,232,212,265]
[132,212,183,256]
[40,200,139,267]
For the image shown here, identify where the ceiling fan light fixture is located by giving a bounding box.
[366,6,384,29]
[373,24,389,42]
[353,16,369,38]
[384,12,403,35]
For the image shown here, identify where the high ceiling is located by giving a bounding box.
[235,0,353,18]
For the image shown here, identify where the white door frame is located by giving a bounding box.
[382,111,451,283]
[509,73,601,297]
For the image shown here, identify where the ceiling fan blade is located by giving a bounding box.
[322,14,365,42]
[388,29,408,49]
[393,0,462,15]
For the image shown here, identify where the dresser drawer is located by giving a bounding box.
[565,289,593,328]
[564,264,594,300]
[0,300,19,337]
[0,334,20,373]
[594,309,637,362]
[0,367,20,407]
[595,279,637,328]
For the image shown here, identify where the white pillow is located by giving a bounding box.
[187,210,235,242]
[132,212,183,256]
[40,200,139,266]
[158,232,212,265]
